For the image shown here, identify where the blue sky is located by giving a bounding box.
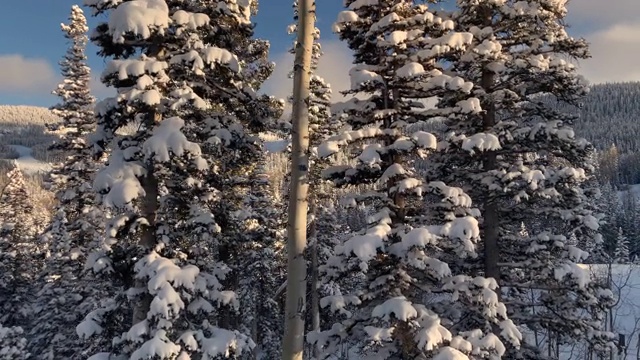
[0,1,638,107]
[0,0,344,107]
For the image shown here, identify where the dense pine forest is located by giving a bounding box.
[0,1,639,360]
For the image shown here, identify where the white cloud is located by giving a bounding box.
[567,1,640,84]
[0,54,113,101]
[0,54,58,94]
[262,40,353,102]
[568,1,640,29]
[575,23,640,84]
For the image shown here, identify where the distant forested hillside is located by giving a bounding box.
[559,82,640,185]
[572,82,640,153]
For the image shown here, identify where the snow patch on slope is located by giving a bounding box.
[6,145,52,175]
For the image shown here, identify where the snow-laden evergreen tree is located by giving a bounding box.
[49,4,95,135]
[235,159,286,359]
[614,227,630,264]
[310,2,521,358]
[0,166,43,330]
[79,0,282,358]
[429,0,615,356]
[572,154,608,262]
[598,182,621,258]
[28,6,103,358]
[619,194,640,258]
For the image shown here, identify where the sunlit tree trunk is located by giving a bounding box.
[282,0,315,359]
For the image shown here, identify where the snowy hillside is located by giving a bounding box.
[0,105,60,174]
[560,82,640,153]
[6,145,52,175]
[0,105,60,129]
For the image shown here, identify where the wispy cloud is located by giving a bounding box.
[567,1,640,84]
[0,54,57,94]
[577,23,640,84]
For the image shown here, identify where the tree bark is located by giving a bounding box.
[309,198,320,357]
[479,6,500,289]
[131,108,160,326]
[132,44,163,326]
[282,0,315,359]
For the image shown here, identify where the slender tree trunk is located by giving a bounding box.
[389,88,406,224]
[132,44,163,326]
[608,263,614,360]
[282,0,315,358]
[309,198,320,357]
[132,120,159,325]
[479,6,500,289]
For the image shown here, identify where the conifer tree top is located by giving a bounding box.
[62,5,89,38]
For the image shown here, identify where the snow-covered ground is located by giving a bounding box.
[598,264,640,360]
[260,131,290,153]
[619,184,640,202]
[0,105,60,128]
[0,105,60,175]
[6,145,51,175]
[557,264,640,360]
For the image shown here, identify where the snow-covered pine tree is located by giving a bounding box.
[310,1,521,358]
[598,182,621,258]
[619,193,640,258]
[79,0,282,358]
[49,4,95,135]
[183,2,286,358]
[28,6,104,358]
[431,0,616,356]
[0,166,43,330]
[614,227,630,264]
[236,159,286,359]
[570,153,608,263]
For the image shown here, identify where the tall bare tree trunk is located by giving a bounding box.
[132,165,158,325]
[132,44,163,326]
[309,198,320,357]
[282,0,315,359]
[479,7,500,289]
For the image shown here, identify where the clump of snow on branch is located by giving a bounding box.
[93,151,146,209]
[108,0,169,43]
[142,117,207,169]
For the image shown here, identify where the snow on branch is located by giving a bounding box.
[349,65,383,90]
[94,150,146,209]
[170,46,241,74]
[103,57,168,80]
[142,116,207,169]
[172,10,210,32]
[333,209,393,271]
[108,0,170,43]
[317,127,385,158]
